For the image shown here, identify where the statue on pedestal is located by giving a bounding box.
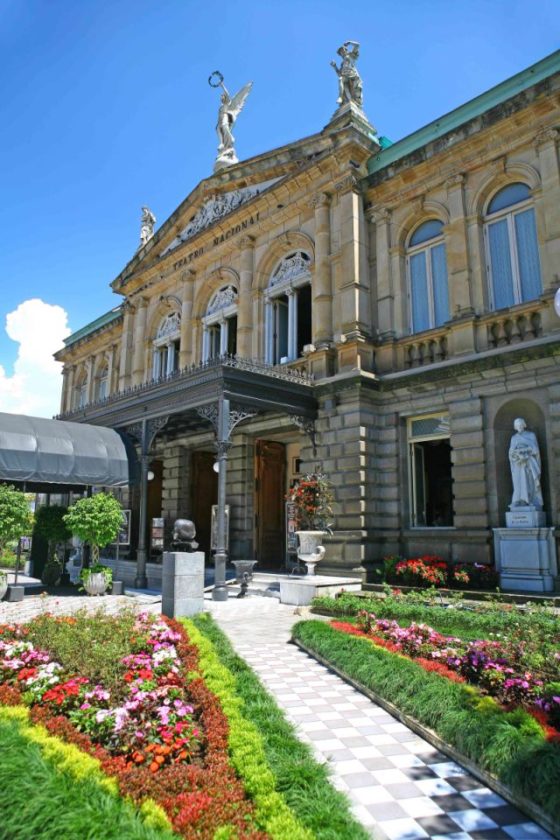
[508,418,543,509]
[209,71,253,171]
[139,207,156,248]
[331,41,363,109]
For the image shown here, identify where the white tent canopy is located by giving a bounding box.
[0,412,129,487]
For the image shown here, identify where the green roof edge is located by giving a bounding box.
[64,306,123,347]
[366,50,560,176]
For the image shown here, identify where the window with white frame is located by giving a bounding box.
[202,285,238,361]
[407,220,449,333]
[484,182,542,310]
[408,413,454,527]
[152,312,181,378]
[265,251,312,364]
[96,365,109,400]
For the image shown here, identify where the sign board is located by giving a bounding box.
[211,505,230,552]
[151,517,164,550]
[286,501,298,554]
[112,510,131,546]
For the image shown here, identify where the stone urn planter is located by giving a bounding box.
[295,531,326,576]
[0,572,8,601]
[81,571,110,596]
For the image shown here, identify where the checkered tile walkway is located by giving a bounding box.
[206,596,552,840]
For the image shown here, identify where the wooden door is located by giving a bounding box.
[255,440,286,568]
[191,451,218,554]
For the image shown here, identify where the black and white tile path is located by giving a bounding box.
[206,597,552,840]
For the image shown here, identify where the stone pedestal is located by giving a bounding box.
[505,506,545,528]
[493,528,557,592]
[279,574,361,606]
[162,552,204,618]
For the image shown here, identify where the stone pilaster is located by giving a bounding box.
[446,174,476,355]
[131,297,148,386]
[85,356,95,403]
[369,207,393,338]
[535,128,560,291]
[310,192,333,348]
[334,174,369,340]
[179,270,195,367]
[118,300,135,390]
[237,236,254,358]
[62,364,74,413]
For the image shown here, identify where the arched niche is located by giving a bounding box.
[489,398,547,524]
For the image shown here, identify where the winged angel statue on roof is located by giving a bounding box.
[209,71,253,171]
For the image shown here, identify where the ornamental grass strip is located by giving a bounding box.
[189,612,369,840]
[292,619,560,831]
[183,618,315,840]
[0,705,173,840]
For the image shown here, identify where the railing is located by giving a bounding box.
[483,307,542,349]
[57,354,314,420]
[401,332,449,369]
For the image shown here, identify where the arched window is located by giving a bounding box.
[74,373,87,409]
[484,182,542,310]
[153,312,181,378]
[96,363,109,400]
[407,220,449,333]
[265,252,312,364]
[202,285,238,361]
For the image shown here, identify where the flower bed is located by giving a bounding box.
[341,611,560,730]
[0,612,266,838]
[384,554,499,589]
[292,619,560,833]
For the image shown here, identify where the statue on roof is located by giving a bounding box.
[139,206,156,248]
[331,41,363,110]
[209,71,253,171]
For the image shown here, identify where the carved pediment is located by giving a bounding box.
[162,178,280,256]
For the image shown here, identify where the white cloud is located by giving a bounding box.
[0,299,71,418]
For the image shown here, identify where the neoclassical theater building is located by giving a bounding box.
[55,48,560,582]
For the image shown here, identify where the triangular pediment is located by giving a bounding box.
[161,177,281,256]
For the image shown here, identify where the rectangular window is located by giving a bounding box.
[408,413,454,527]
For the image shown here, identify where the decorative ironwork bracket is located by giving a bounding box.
[290,415,317,456]
[125,416,169,453]
[196,402,258,441]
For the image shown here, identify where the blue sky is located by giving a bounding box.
[0,0,558,414]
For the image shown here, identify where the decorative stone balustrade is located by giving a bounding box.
[402,334,449,368]
[484,307,542,349]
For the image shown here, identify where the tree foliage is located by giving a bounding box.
[0,484,33,552]
[64,494,123,563]
[34,506,71,560]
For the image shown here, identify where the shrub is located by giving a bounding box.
[64,493,123,564]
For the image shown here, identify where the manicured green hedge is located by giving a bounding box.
[0,706,174,840]
[292,620,560,829]
[189,613,369,840]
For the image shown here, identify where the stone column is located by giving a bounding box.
[370,207,393,337]
[253,290,263,359]
[106,345,115,396]
[62,365,74,413]
[85,356,95,404]
[446,174,476,355]
[310,193,332,347]
[237,236,254,358]
[118,301,135,390]
[535,128,560,292]
[131,298,148,386]
[179,270,195,367]
[334,174,369,340]
[287,289,297,360]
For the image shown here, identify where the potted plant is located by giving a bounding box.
[34,505,71,588]
[0,485,34,601]
[79,563,113,596]
[287,473,334,575]
[64,493,123,596]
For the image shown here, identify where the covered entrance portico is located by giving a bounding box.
[64,357,317,596]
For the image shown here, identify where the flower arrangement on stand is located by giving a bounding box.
[287,473,334,574]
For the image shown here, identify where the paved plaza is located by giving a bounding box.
[0,590,552,840]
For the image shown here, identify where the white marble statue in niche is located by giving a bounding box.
[509,417,543,509]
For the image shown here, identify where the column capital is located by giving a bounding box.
[122,298,136,314]
[366,206,391,224]
[334,173,361,194]
[446,172,465,190]
[309,191,330,210]
[181,268,196,282]
[535,127,559,149]
[237,234,255,251]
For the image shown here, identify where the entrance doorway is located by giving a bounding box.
[192,451,218,554]
[255,440,286,568]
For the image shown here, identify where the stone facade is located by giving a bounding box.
[55,52,560,579]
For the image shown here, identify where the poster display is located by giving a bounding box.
[210,505,230,552]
